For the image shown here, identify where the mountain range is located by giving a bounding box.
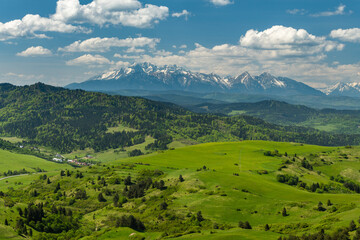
[324,82,360,97]
[65,63,322,96]
[66,62,360,99]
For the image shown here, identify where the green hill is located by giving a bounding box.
[2,141,360,239]
[194,100,360,134]
[0,149,65,174]
[0,83,359,154]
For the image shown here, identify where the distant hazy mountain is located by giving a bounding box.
[325,82,360,97]
[66,62,324,96]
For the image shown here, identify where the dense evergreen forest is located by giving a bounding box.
[0,83,359,153]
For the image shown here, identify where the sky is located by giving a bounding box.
[0,0,359,88]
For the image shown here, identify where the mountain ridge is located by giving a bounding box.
[66,62,324,96]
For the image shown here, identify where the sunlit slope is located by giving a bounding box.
[0,149,64,173]
[110,141,360,238]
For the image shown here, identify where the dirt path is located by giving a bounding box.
[0,174,29,181]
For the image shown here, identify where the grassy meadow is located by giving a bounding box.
[2,141,360,239]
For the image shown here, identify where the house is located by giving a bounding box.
[52,158,63,162]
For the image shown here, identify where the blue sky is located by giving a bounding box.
[0,0,359,88]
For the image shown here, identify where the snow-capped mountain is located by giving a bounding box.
[325,82,360,97]
[66,62,324,96]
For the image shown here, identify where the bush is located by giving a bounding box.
[238,221,252,229]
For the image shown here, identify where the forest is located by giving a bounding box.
[0,83,360,153]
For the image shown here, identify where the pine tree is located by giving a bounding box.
[4,219,8,226]
[244,221,252,229]
[265,224,270,231]
[179,175,184,182]
[47,178,51,184]
[98,193,106,202]
[196,211,204,222]
[349,220,357,231]
[282,207,287,217]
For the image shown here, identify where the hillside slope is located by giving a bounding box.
[0,83,359,153]
[1,141,360,239]
[193,100,360,134]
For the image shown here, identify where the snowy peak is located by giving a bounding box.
[256,73,286,89]
[66,63,323,96]
[325,82,360,97]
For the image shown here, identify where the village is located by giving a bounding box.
[52,154,95,167]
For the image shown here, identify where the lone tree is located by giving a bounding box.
[282,207,288,217]
[350,220,357,232]
[327,199,332,206]
[318,201,326,211]
[98,193,106,202]
[265,224,270,231]
[239,221,252,229]
[179,175,185,182]
[4,219,8,226]
[196,211,204,222]
[47,178,51,184]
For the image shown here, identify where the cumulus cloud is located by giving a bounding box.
[0,0,169,41]
[52,0,169,28]
[0,14,86,41]
[59,37,160,52]
[209,0,233,6]
[239,26,344,56]
[330,28,360,43]
[66,54,111,66]
[17,46,52,57]
[311,4,349,17]
[172,10,191,20]
[109,25,352,85]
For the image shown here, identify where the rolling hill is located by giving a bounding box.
[2,141,360,239]
[191,100,360,134]
[0,83,359,154]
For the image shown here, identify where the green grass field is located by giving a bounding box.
[3,141,360,239]
[63,136,156,163]
[106,141,360,239]
[0,149,65,174]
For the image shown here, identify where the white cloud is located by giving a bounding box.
[330,28,360,43]
[66,54,111,66]
[0,0,169,41]
[17,46,52,57]
[172,10,191,20]
[286,9,307,15]
[59,37,159,52]
[209,0,233,6]
[52,0,169,28]
[125,47,145,53]
[0,14,86,41]
[311,4,349,17]
[180,44,187,49]
[239,25,344,55]
[113,60,131,69]
[112,26,353,86]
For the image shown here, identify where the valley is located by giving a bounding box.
[2,141,360,239]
